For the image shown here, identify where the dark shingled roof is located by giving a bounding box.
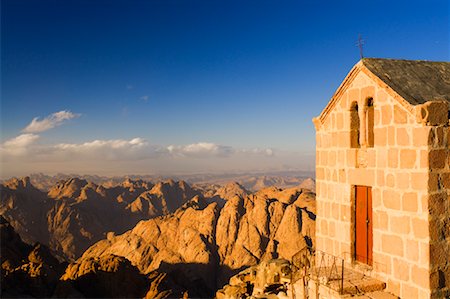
[362,58,450,105]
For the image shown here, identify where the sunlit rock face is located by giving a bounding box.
[82,185,316,293]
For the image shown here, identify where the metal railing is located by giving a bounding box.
[312,250,345,294]
[291,247,346,295]
[291,248,389,298]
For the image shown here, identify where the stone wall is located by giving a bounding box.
[427,110,450,298]
[313,67,449,298]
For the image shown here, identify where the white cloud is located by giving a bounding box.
[56,138,148,151]
[167,142,234,158]
[140,95,149,102]
[1,134,40,157]
[3,133,39,148]
[1,136,276,169]
[239,148,274,157]
[22,110,80,133]
[0,135,302,177]
[54,138,161,160]
[166,142,274,158]
[51,140,274,161]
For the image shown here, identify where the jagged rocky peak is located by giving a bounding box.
[78,183,102,201]
[148,179,176,193]
[122,178,135,187]
[178,179,190,190]
[2,176,35,190]
[255,185,304,205]
[47,177,89,199]
[252,176,276,190]
[178,180,197,196]
[166,178,176,185]
[298,177,316,191]
[95,184,107,195]
[150,179,196,198]
[151,181,168,193]
[126,180,201,219]
[120,178,152,189]
[177,194,209,211]
[65,177,89,187]
[214,181,249,200]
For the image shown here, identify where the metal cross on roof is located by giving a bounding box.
[356,34,365,59]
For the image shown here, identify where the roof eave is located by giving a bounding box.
[316,61,364,125]
[314,60,416,130]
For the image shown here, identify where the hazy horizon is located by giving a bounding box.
[1,0,448,178]
[1,164,315,181]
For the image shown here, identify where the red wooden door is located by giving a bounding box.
[355,186,373,265]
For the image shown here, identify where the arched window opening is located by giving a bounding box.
[366,98,374,147]
[350,102,360,148]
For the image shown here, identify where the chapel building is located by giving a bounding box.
[313,58,450,298]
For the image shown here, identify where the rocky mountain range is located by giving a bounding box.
[79,184,316,295]
[1,216,193,298]
[1,177,200,260]
[0,176,316,297]
[7,171,315,192]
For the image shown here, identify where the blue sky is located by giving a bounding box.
[1,0,449,176]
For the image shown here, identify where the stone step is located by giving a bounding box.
[352,290,399,299]
[310,266,386,296]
